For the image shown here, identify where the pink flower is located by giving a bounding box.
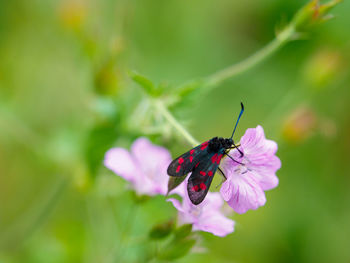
[220,125,281,214]
[104,137,171,196]
[168,182,235,237]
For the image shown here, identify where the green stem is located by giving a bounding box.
[203,25,296,88]
[153,100,199,147]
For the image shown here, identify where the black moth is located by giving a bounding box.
[167,103,245,205]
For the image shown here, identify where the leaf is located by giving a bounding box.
[149,220,174,240]
[167,176,187,194]
[175,79,204,98]
[174,224,192,240]
[157,237,196,261]
[129,70,160,96]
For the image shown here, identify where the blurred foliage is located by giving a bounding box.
[0,0,350,262]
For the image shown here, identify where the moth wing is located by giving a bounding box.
[167,146,208,177]
[167,143,208,177]
[187,154,220,205]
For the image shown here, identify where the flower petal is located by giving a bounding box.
[240,125,265,154]
[240,125,278,158]
[252,155,281,190]
[194,213,235,237]
[226,172,266,214]
[220,179,233,202]
[131,137,172,175]
[131,137,171,195]
[104,148,136,182]
[200,192,224,211]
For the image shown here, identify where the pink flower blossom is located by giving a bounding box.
[104,137,171,196]
[168,182,235,237]
[220,125,281,214]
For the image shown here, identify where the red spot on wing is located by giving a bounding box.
[199,183,207,190]
[195,163,200,168]
[200,141,209,150]
[190,149,195,155]
[208,171,213,176]
[211,153,218,163]
[199,171,206,176]
[178,157,184,164]
[176,165,181,173]
[189,156,193,162]
[192,185,199,192]
[216,154,223,164]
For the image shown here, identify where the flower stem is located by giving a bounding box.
[203,25,296,88]
[153,100,199,147]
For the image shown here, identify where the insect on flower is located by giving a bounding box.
[167,103,245,205]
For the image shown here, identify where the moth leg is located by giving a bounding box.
[218,167,227,180]
[215,167,226,189]
[230,143,244,157]
[225,153,244,165]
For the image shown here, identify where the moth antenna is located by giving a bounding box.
[230,102,244,140]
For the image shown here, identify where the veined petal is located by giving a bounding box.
[240,125,278,157]
[240,125,265,154]
[220,178,233,202]
[226,172,266,214]
[252,155,281,190]
[221,125,281,213]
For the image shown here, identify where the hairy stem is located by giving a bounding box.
[203,25,296,88]
[153,100,199,147]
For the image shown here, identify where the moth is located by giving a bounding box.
[167,103,245,205]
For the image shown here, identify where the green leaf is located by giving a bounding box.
[176,79,203,97]
[129,70,160,96]
[167,176,187,194]
[131,192,151,204]
[157,238,196,261]
[174,224,192,240]
[149,220,174,240]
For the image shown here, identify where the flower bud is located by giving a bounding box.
[291,0,342,31]
[282,106,317,143]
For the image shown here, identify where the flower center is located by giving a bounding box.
[188,205,202,218]
[234,164,249,175]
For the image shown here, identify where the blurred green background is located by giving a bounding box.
[0,0,350,262]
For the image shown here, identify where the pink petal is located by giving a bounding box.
[240,125,278,158]
[252,155,281,190]
[104,148,136,182]
[131,137,172,175]
[264,139,278,155]
[200,192,224,211]
[220,179,233,202]
[240,125,265,153]
[194,213,235,237]
[227,172,266,214]
[130,137,171,195]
